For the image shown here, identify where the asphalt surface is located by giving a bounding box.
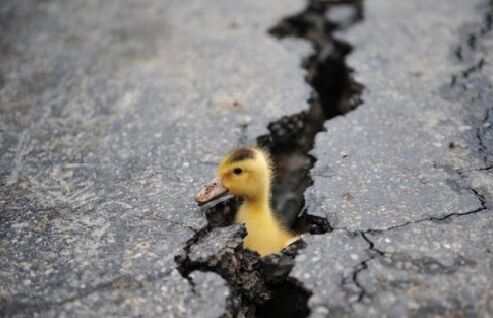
[293,0,493,316]
[1,0,492,317]
[0,0,309,316]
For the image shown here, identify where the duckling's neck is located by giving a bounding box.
[243,184,271,215]
[244,195,270,214]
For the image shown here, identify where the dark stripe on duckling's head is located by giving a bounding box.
[226,147,255,164]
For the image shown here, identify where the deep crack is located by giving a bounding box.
[175,0,365,317]
[177,1,493,316]
[292,1,493,316]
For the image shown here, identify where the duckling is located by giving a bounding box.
[195,147,299,256]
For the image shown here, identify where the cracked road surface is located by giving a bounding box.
[1,0,492,317]
[295,0,493,316]
[0,0,310,316]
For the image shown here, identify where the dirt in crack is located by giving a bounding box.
[175,1,364,317]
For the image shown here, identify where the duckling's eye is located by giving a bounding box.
[233,168,243,175]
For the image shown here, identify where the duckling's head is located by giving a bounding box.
[195,147,273,205]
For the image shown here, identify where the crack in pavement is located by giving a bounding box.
[177,0,492,316]
[320,1,493,311]
[174,0,365,316]
[335,171,489,235]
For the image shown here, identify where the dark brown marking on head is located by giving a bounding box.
[226,147,255,164]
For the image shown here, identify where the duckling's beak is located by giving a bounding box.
[195,176,229,206]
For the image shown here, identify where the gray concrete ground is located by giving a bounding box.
[1,0,492,317]
[294,0,493,316]
[0,0,309,316]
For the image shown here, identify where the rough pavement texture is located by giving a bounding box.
[188,225,246,264]
[295,0,493,316]
[0,0,310,316]
[2,0,493,317]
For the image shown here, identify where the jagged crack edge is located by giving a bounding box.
[174,0,367,316]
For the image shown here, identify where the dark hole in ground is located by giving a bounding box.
[261,0,363,237]
[175,0,364,317]
[256,281,311,318]
[254,1,364,316]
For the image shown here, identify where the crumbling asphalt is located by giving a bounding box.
[294,0,493,316]
[0,0,310,316]
[1,0,492,317]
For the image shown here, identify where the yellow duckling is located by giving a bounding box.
[195,147,299,256]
